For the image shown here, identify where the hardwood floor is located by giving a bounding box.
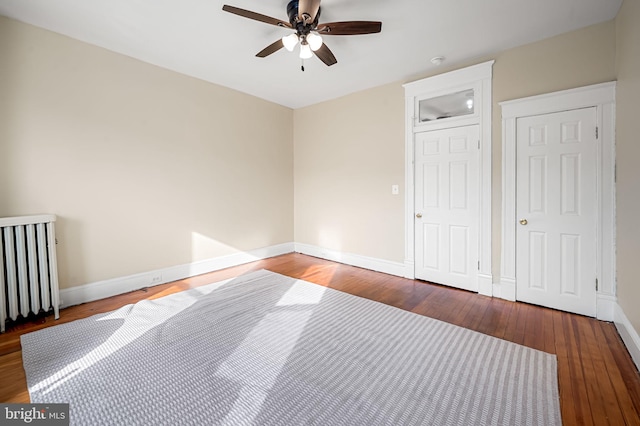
[1,253,639,424]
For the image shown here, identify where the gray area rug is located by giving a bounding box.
[21,270,561,425]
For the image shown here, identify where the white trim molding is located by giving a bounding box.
[403,61,494,292]
[500,81,616,319]
[597,294,617,322]
[294,243,406,277]
[614,303,640,371]
[60,243,409,308]
[493,278,516,302]
[60,243,295,307]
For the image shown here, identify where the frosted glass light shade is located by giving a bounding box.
[282,33,299,52]
[299,43,313,59]
[307,33,323,51]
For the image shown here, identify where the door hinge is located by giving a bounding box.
[477,140,480,150]
[596,126,599,139]
[478,261,480,270]
[596,278,599,291]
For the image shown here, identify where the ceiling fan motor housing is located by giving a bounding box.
[287,0,320,31]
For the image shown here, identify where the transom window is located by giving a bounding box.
[418,89,475,122]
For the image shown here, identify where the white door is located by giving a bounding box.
[414,125,479,292]
[516,107,597,316]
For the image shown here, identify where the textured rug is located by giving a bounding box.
[21,270,561,425]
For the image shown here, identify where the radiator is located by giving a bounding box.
[0,214,60,333]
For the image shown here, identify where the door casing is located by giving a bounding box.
[500,82,616,320]
[403,61,494,295]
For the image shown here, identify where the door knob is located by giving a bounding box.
[520,219,528,225]
[416,213,423,218]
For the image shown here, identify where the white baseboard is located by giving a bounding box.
[493,278,516,301]
[59,243,295,308]
[478,273,493,296]
[403,260,415,279]
[614,302,640,371]
[294,243,406,277]
[596,293,617,321]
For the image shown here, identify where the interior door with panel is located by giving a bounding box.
[414,125,479,292]
[516,107,597,316]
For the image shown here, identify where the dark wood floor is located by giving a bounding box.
[1,253,639,424]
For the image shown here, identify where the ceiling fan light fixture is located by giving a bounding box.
[282,33,299,51]
[299,42,313,59]
[307,33,323,51]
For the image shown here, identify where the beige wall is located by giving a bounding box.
[0,17,294,289]
[294,83,405,262]
[615,0,640,333]
[294,21,616,276]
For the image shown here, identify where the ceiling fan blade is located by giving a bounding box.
[298,0,321,23]
[314,43,337,66]
[256,39,285,58]
[316,21,382,35]
[222,5,292,28]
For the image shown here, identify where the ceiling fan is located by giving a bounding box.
[222,0,382,69]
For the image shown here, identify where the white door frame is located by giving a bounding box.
[500,82,617,320]
[403,61,494,295]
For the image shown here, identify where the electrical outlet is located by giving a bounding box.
[151,274,163,285]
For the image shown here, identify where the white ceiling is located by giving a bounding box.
[0,0,622,109]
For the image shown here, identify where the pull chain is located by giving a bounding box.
[301,58,305,72]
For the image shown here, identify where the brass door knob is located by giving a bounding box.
[416,213,423,218]
[520,219,528,225]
